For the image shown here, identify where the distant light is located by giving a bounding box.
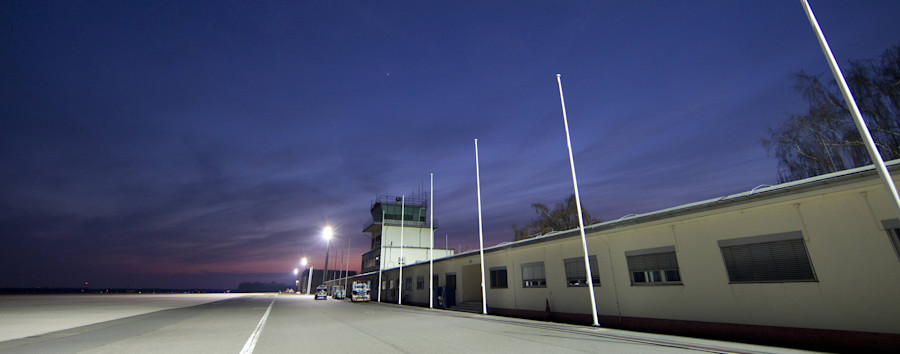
[301,257,308,267]
[293,268,299,276]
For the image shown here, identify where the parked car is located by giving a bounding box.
[314,285,327,300]
[351,281,370,302]
[331,285,345,299]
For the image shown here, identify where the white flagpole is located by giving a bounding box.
[429,172,435,309]
[556,74,600,327]
[378,208,384,302]
[800,0,900,221]
[398,195,405,305]
[344,236,351,293]
[306,266,313,295]
[474,139,488,315]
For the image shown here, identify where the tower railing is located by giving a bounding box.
[371,195,428,208]
[363,217,437,232]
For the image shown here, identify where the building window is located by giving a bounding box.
[564,256,600,287]
[416,275,424,290]
[625,246,682,285]
[389,279,394,289]
[489,267,507,289]
[521,262,546,288]
[405,277,412,290]
[883,220,900,262]
[719,231,816,283]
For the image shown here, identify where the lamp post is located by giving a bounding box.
[323,227,333,285]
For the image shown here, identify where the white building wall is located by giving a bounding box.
[354,167,900,340]
[382,225,432,248]
[587,173,900,334]
[376,223,453,272]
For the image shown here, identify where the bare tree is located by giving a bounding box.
[763,45,900,183]
[512,194,599,241]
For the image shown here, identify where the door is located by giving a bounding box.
[461,264,482,302]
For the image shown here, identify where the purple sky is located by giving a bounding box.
[2,0,899,289]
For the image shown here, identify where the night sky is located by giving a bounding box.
[2,1,899,289]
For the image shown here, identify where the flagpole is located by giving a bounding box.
[306,266,313,294]
[474,139,488,315]
[429,172,435,309]
[377,208,384,302]
[556,74,600,327]
[398,195,405,305]
[800,0,900,221]
[344,236,351,293]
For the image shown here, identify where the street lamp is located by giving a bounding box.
[323,226,333,284]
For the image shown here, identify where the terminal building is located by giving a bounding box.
[326,163,900,351]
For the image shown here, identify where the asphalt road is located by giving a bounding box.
[0,294,811,353]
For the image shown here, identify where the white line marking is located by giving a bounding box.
[239,295,276,354]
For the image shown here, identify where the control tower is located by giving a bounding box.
[360,195,454,273]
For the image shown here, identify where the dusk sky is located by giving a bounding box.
[2,1,899,290]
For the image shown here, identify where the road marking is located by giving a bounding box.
[239,295,276,354]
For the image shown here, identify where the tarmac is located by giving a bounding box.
[0,293,818,353]
[0,293,243,342]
